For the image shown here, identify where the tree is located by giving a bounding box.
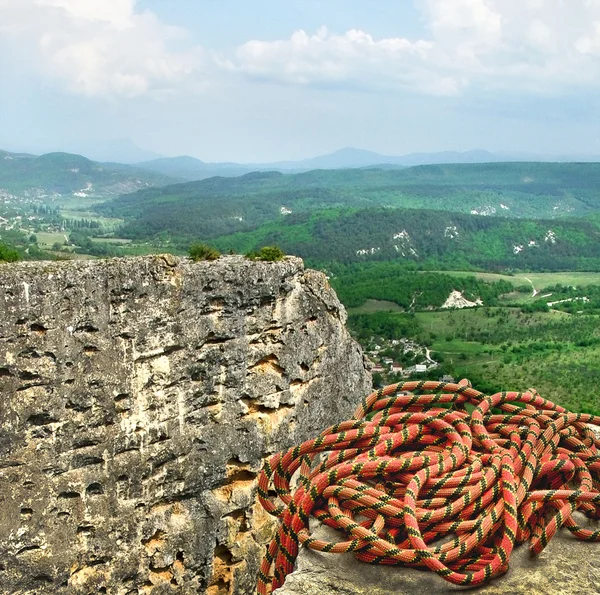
[372,372,384,388]
[0,243,20,262]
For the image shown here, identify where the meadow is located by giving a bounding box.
[437,271,600,290]
[34,231,70,250]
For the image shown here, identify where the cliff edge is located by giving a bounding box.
[0,255,371,594]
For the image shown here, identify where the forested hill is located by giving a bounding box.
[0,150,178,198]
[98,162,600,240]
[212,207,600,271]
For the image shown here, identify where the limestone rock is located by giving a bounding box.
[0,255,371,594]
[276,520,600,595]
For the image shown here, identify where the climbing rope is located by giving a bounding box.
[256,379,600,594]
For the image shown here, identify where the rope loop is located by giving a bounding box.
[256,380,600,593]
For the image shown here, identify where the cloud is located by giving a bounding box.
[423,0,600,91]
[425,0,502,46]
[227,0,600,96]
[0,0,204,98]
[38,0,136,27]
[225,26,464,96]
[2,0,600,100]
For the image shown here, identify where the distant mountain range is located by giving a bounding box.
[2,138,163,165]
[70,138,164,164]
[136,147,600,181]
[264,147,502,169]
[2,144,599,201]
[134,155,253,181]
[0,150,177,199]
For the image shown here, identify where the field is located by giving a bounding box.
[438,271,600,290]
[348,299,404,314]
[91,238,132,244]
[60,207,124,233]
[34,231,70,249]
[55,197,108,211]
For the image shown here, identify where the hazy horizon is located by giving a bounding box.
[1,1,599,162]
[5,142,600,167]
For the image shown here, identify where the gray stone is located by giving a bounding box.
[0,255,371,594]
[276,516,600,595]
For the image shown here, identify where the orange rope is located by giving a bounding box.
[256,379,600,593]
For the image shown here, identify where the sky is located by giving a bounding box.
[1,0,599,163]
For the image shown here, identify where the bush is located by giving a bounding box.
[246,245,285,262]
[189,243,220,261]
[0,242,20,263]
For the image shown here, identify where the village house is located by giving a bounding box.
[440,375,455,383]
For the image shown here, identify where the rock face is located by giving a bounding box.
[441,290,482,310]
[0,255,371,594]
[277,518,600,595]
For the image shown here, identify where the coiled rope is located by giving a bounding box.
[256,379,600,594]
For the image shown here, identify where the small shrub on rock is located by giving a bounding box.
[189,243,220,261]
[246,245,285,262]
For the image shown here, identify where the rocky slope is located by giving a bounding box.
[0,255,371,594]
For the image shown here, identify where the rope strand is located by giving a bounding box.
[256,379,600,593]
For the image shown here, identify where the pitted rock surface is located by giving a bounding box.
[0,255,371,594]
